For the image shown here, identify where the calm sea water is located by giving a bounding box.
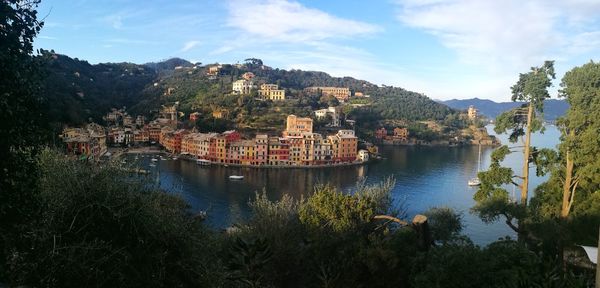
[136,124,560,245]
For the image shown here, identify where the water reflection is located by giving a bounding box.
[137,124,559,245]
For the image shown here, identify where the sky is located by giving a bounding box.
[33,0,600,102]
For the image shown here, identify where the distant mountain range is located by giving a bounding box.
[439,98,569,120]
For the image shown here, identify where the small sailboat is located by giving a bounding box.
[468,144,482,186]
[229,175,244,180]
[468,177,481,186]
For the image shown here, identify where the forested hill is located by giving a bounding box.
[440,98,568,120]
[39,50,157,125]
[38,52,454,128]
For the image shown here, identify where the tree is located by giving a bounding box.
[556,61,600,218]
[0,0,46,279]
[474,61,555,236]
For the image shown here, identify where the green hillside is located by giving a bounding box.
[40,50,156,125]
[39,53,456,133]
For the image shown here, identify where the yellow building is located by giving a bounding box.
[239,140,256,165]
[304,86,350,102]
[287,135,304,165]
[212,109,229,119]
[393,127,409,141]
[258,83,285,101]
[181,133,217,158]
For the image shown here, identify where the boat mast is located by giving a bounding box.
[477,142,481,172]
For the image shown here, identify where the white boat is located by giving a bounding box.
[468,143,482,186]
[229,175,244,180]
[149,163,156,167]
[197,159,211,166]
[172,157,178,160]
[151,158,158,162]
[468,178,481,186]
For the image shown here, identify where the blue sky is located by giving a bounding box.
[34,0,600,101]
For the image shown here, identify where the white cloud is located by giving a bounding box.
[39,35,58,40]
[567,31,600,54]
[180,40,201,52]
[105,38,163,45]
[210,45,235,55]
[391,0,600,100]
[226,0,381,42]
[395,0,600,69]
[396,0,561,70]
[100,9,151,30]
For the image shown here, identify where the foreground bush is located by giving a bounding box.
[6,151,224,287]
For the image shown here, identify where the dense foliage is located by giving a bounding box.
[530,61,600,244]
[39,50,157,125]
[0,0,46,280]
[6,152,222,287]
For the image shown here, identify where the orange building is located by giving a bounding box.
[161,129,189,154]
[147,124,162,142]
[329,130,357,162]
[284,115,313,137]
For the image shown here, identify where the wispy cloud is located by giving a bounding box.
[395,0,559,69]
[180,40,201,52]
[394,0,600,70]
[105,38,163,45]
[100,9,151,30]
[39,35,58,40]
[210,45,235,55]
[226,0,381,42]
[103,14,123,29]
[391,0,600,99]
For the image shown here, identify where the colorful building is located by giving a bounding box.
[284,115,313,137]
[258,83,285,101]
[304,86,351,102]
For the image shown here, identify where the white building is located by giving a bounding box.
[357,149,369,162]
[314,106,341,127]
[232,79,253,94]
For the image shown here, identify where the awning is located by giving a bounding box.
[579,246,598,264]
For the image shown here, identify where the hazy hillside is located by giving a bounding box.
[440,98,568,120]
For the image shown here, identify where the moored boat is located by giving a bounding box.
[468,178,481,186]
[228,175,244,180]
